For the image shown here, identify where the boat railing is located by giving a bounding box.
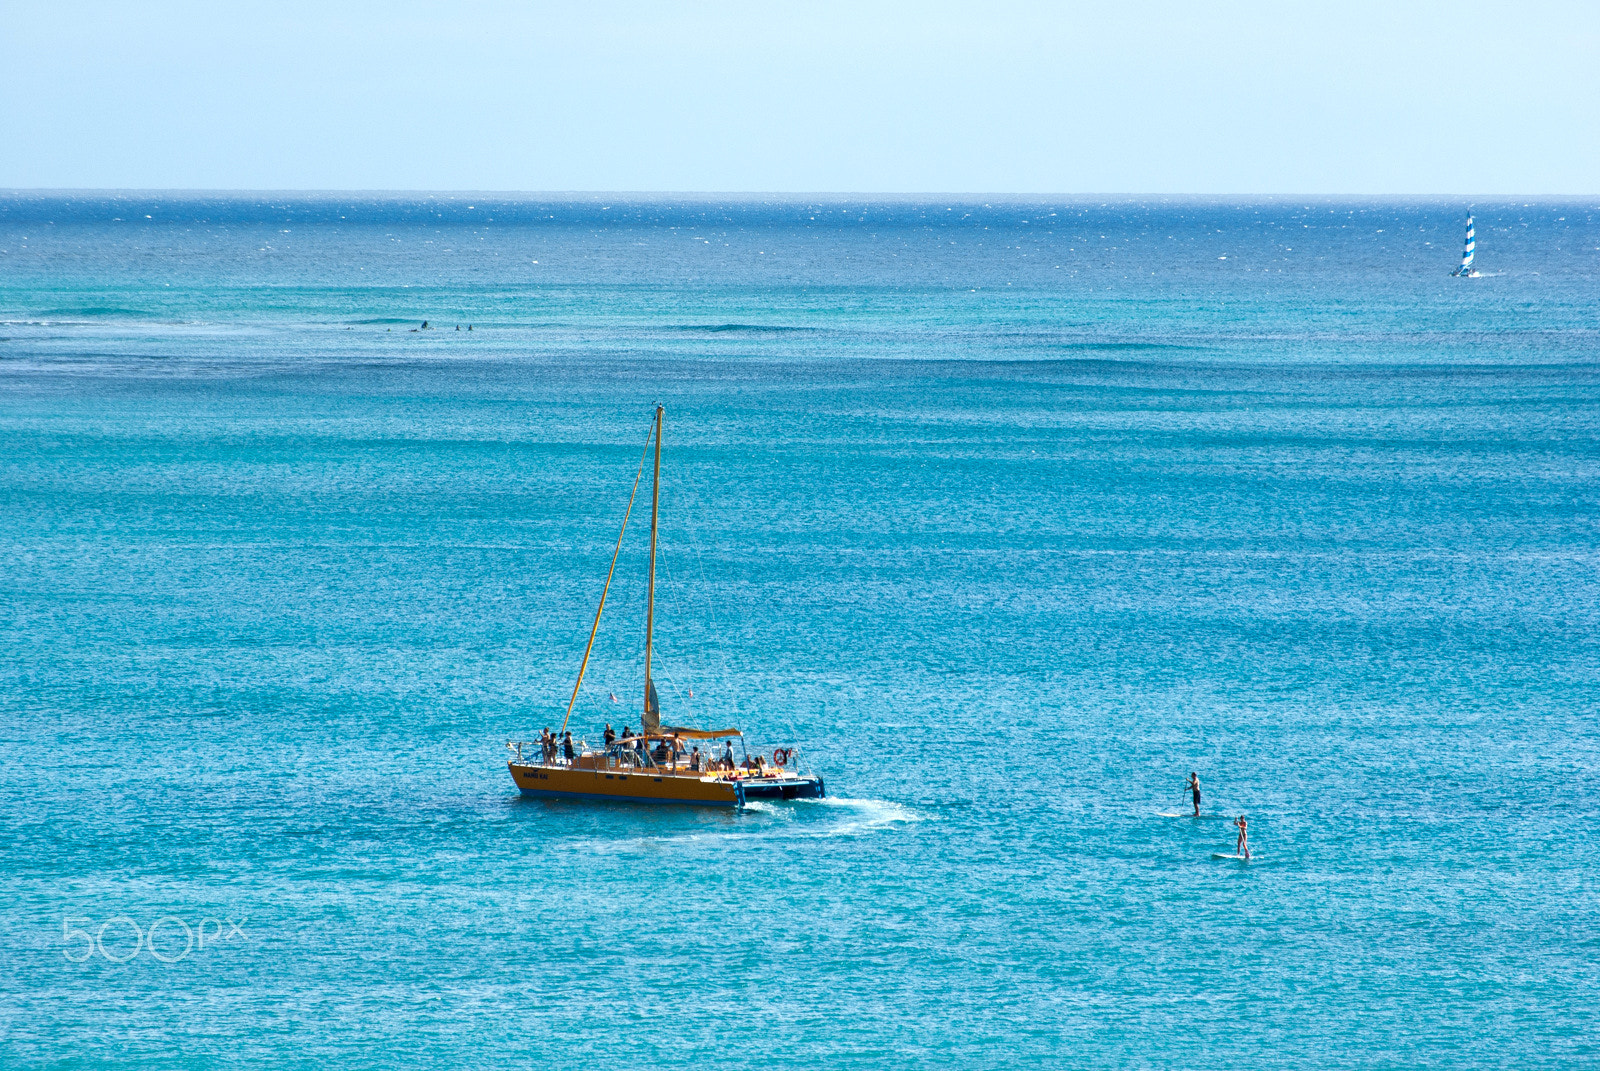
[509,739,810,778]
[505,741,596,768]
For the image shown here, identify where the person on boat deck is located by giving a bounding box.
[722,743,735,771]
[1187,772,1202,817]
[562,731,575,764]
[604,723,615,748]
[652,739,669,763]
[1234,815,1250,861]
[689,746,702,772]
[541,729,554,764]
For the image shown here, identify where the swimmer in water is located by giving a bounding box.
[1187,772,1202,817]
[1234,815,1249,860]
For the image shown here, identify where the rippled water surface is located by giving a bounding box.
[2,195,1599,1067]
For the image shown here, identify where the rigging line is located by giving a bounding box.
[682,550,793,758]
[674,497,786,744]
[621,561,697,725]
[644,550,703,725]
[560,423,654,736]
[679,519,760,736]
[659,541,739,730]
[648,637,691,716]
[653,545,705,719]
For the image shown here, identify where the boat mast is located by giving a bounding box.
[642,405,663,733]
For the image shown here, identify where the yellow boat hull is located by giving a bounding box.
[509,762,744,807]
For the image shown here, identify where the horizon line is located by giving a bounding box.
[3,188,1598,201]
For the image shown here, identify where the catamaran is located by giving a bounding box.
[507,406,825,807]
[1451,214,1480,277]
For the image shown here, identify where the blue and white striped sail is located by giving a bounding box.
[1452,215,1476,275]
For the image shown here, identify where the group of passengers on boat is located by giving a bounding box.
[532,723,782,777]
[537,729,576,765]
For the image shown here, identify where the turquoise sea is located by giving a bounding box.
[2,194,1598,1067]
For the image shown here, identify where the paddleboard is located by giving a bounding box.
[1211,853,1250,861]
[1158,812,1223,819]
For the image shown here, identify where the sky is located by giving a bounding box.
[3,1,1598,194]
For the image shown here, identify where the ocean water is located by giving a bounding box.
[2,194,1598,1068]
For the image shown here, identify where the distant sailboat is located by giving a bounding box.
[1451,215,1480,277]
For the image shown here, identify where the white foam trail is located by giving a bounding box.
[788,796,924,837]
[547,796,921,853]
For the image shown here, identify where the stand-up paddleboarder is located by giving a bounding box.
[1187,772,1202,817]
[1234,815,1249,861]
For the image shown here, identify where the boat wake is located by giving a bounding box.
[547,796,922,854]
[785,796,923,838]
